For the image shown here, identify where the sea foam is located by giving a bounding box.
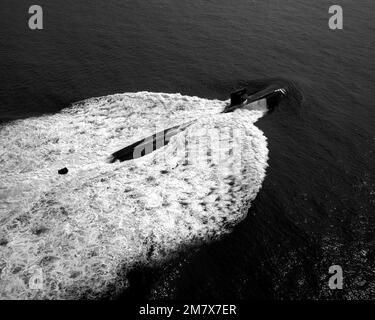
[0,92,268,299]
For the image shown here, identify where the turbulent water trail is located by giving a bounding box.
[0,92,269,299]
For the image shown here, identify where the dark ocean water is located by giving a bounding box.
[1,0,374,299]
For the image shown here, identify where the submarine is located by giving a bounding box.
[109,85,287,163]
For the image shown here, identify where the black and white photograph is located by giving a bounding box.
[0,0,374,311]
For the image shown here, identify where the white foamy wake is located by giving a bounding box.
[0,92,268,299]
